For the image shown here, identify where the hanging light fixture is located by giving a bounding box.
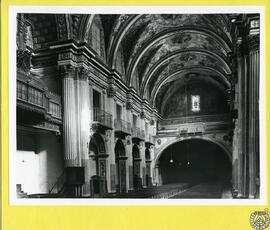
[169,146,173,163]
[186,140,190,166]
[185,79,191,166]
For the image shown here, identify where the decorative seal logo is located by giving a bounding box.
[250,209,269,230]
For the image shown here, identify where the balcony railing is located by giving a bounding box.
[93,107,113,129]
[132,127,145,140]
[114,119,131,135]
[17,80,62,120]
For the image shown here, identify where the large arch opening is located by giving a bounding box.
[157,139,232,188]
[89,133,107,195]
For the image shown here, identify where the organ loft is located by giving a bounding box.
[15,13,260,199]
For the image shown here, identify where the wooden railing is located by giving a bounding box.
[17,80,62,119]
[93,107,113,128]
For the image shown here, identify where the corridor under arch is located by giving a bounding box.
[156,139,232,198]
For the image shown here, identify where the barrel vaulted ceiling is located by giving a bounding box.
[24,13,235,114]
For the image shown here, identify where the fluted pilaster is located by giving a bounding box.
[248,34,260,198]
[61,65,78,167]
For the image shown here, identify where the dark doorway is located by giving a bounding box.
[132,144,142,189]
[115,139,127,193]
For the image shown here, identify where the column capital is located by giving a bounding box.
[59,64,76,78]
[77,67,89,80]
[106,85,116,98]
[247,34,259,52]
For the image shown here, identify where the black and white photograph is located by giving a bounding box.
[10,7,265,204]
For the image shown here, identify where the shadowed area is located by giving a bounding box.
[158,139,231,185]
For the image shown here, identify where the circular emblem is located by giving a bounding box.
[250,209,270,230]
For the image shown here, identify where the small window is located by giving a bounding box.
[191,95,200,112]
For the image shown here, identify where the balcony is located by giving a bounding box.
[114,119,131,138]
[17,79,62,126]
[92,107,113,132]
[131,127,145,143]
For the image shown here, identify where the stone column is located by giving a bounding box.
[233,38,247,198]
[61,65,78,167]
[76,67,90,166]
[247,33,260,198]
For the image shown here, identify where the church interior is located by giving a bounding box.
[15,13,260,199]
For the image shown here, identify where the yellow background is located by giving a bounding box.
[1,0,269,229]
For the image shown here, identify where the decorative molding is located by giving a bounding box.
[59,64,76,78]
[55,15,68,41]
[140,111,145,119]
[107,86,116,98]
[17,50,32,74]
[126,135,131,145]
[247,34,259,52]
[78,67,89,80]
[126,101,133,110]
[32,122,61,134]
[105,130,112,142]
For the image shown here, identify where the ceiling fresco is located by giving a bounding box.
[23,13,234,116]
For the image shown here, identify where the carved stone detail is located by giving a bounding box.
[247,34,259,52]
[17,50,32,74]
[126,101,133,110]
[107,86,116,97]
[78,67,89,80]
[55,15,68,41]
[59,64,76,78]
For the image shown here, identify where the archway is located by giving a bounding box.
[157,139,232,190]
[115,139,127,193]
[132,144,142,189]
[89,133,107,195]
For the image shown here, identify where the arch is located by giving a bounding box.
[149,66,231,104]
[78,14,95,41]
[85,15,106,60]
[108,15,143,67]
[140,48,232,96]
[154,136,232,167]
[126,26,232,86]
[158,77,229,116]
[115,139,126,158]
[89,133,106,155]
[24,14,59,49]
[115,44,126,81]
